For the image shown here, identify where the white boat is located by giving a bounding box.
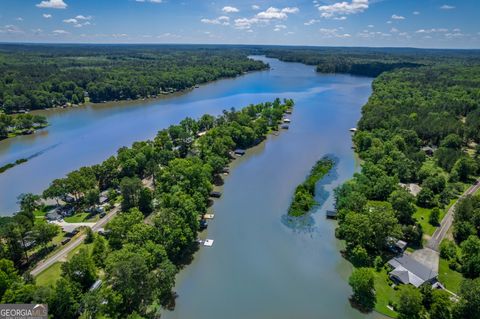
[204,239,214,247]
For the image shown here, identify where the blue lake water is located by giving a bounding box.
[0,56,384,318]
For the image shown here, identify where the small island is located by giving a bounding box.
[288,157,335,217]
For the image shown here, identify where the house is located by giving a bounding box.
[421,146,436,156]
[388,254,438,287]
[99,190,109,204]
[387,237,408,253]
[234,149,246,156]
[399,183,422,197]
[89,279,103,292]
[46,209,62,221]
[283,118,291,123]
[281,124,289,130]
[326,210,337,219]
[210,191,222,198]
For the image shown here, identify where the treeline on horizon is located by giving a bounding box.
[0,44,266,113]
[261,46,480,77]
[0,98,293,318]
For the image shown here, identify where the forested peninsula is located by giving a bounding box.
[0,98,294,318]
[0,45,267,113]
[267,46,480,318]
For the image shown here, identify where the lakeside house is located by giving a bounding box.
[99,190,109,204]
[281,124,289,130]
[234,149,246,156]
[387,237,408,254]
[421,146,437,156]
[283,118,291,123]
[388,254,438,288]
[399,183,422,197]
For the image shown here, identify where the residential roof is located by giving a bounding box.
[388,254,438,287]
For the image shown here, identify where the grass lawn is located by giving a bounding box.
[374,268,398,318]
[64,212,90,223]
[35,242,94,287]
[35,262,62,287]
[438,258,463,294]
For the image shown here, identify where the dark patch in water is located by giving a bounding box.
[282,154,339,231]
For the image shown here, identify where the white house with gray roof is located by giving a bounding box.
[388,254,438,288]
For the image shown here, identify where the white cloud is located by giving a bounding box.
[0,25,24,34]
[274,24,287,31]
[64,16,93,28]
[42,14,52,18]
[234,18,255,30]
[333,16,347,20]
[304,19,319,26]
[367,24,374,28]
[222,6,239,13]
[440,5,455,10]
[415,28,449,34]
[318,0,368,18]
[63,18,77,24]
[390,27,399,33]
[36,0,67,9]
[319,28,351,38]
[413,11,420,15]
[75,15,92,20]
[255,7,299,20]
[281,7,299,14]
[391,14,405,20]
[251,5,260,10]
[52,29,69,34]
[201,16,230,25]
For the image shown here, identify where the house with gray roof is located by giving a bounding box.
[388,254,438,288]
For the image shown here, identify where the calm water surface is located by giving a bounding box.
[0,56,384,318]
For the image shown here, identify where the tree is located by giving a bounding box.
[460,235,480,278]
[454,278,480,319]
[429,207,441,226]
[417,187,437,208]
[105,208,143,250]
[61,249,97,292]
[105,249,153,315]
[397,285,424,319]
[120,176,143,211]
[348,268,376,311]
[389,189,416,225]
[138,187,153,216]
[32,223,59,248]
[91,235,108,268]
[429,290,453,319]
[0,259,21,300]
[48,278,80,319]
[17,193,40,218]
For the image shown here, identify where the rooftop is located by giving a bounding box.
[388,254,438,287]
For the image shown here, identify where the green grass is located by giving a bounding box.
[35,262,62,287]
[35,242,94,287]
[438,258,463,294]
[373,267,398,318]
[64,212,90,223]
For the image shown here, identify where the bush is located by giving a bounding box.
[429,207,440,226]
[440,240,457,260]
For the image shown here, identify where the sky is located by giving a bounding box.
[0,0,479,49]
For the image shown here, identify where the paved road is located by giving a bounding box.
[30,203,120,277]
[427,178,480,251]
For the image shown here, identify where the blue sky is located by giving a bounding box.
[0,0,479,48]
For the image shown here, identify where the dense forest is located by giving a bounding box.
[261,46,480,77]
[332,64,480,317]
[0,98,293,318]
[0,44,267,113]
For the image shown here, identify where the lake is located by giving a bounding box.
[0,56,383,318]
